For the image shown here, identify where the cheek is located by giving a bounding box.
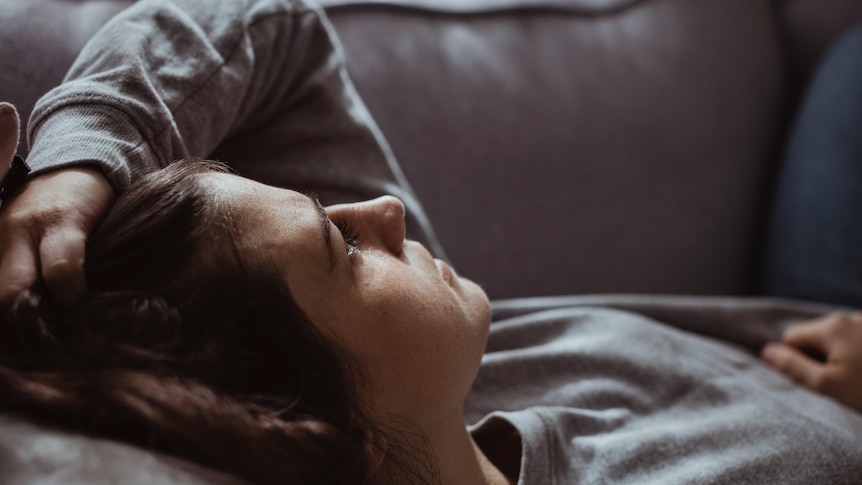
[298,260,488,414]
[357,291,478,408]
[353,285,457,360]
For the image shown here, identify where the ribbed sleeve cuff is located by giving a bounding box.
[26,103,162,192]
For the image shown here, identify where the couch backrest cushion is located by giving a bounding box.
[325,0,788,298]
[0,0,134,153]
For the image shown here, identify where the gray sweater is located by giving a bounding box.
[23,1,862,483]
[469,295,862,484]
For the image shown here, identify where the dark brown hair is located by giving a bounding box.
[0,160,435,484]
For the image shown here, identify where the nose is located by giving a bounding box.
[327,196,406,255]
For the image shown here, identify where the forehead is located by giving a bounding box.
[199,173,323,263]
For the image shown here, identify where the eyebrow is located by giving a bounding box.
[304,192,336,271]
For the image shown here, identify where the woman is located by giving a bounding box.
[1,0,862,484]
[2,156,862,484]
[0,156,860,485]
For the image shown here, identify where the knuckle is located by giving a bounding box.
[826,314,852,336]
[0,283,27,304]
[34,204,69,226]
[43,257,82,281]
[61,228,88,246]
[808,371,837,393]
[811,372,836,394]
[807,373,827,392]
[42,229,88,260]
[1,202,67,233]
[0,208,32,230]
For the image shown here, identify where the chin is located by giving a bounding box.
[462,277,492,324]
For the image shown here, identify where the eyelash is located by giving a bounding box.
[332,217,360,256]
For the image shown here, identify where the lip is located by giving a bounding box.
[435,258,455,285]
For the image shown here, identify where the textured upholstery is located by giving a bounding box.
[326,0,788,298]
[0,0,134,151]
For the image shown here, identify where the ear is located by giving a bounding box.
[0,102,21,182]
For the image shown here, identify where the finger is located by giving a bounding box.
[0,235,38,304]
[762,342,830,391]
[0,102,19,174]
[782,317,834,354]
[39,224,88,304]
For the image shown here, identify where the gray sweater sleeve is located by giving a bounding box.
[26,0,354,190]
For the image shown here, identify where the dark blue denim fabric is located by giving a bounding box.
[761,25,862,308]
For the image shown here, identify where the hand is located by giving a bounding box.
[0,102,18,178]
[0,167,115,304]
[761,312,862,414]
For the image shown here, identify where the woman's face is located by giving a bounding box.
[205,174,491,424]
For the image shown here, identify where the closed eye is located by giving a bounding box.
[332,217,360,256]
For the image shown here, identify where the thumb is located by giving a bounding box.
[0,102,20,180]
[761,342,828,390]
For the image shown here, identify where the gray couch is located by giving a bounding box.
[1,0,861,482]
